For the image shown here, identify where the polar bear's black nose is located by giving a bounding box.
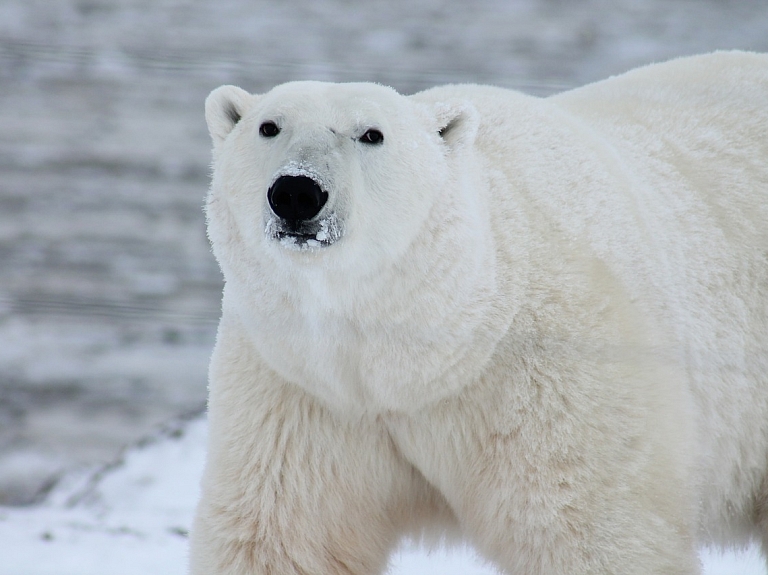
[267,175,328,222]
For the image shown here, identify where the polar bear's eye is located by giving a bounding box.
[359,129,384,145]
[259,121,280,138]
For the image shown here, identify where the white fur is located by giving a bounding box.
[190,52,768,574]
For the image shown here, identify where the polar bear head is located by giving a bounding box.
[204,81,480,286]
[204,81,502,411]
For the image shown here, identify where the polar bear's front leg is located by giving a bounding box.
[189,320,436,575]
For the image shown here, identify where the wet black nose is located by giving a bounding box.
[267,175,328,222]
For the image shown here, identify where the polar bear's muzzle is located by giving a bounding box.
[265,175,343,250]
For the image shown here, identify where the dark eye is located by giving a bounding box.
[359,129,384,145]
[259,121,280,138]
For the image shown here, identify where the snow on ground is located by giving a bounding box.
[0,416,765,575]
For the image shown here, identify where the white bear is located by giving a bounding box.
[190,51,768,575]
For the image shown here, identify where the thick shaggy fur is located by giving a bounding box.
[190,52,768,574]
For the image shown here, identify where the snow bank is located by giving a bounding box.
[0,417,205,575]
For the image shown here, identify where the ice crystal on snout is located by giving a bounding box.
[316,214,342,244]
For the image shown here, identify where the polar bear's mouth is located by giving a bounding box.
[265,212,343,251]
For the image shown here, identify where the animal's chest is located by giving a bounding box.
[252,300,482,414]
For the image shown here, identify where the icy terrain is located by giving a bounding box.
[1,0,768,572]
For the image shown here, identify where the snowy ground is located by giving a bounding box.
[0,415,765,575]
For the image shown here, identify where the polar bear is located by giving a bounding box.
[190,51,768,575]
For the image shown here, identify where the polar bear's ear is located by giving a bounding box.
[205,85,255,146]
[432,100,479,150]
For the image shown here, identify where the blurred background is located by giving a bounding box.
[1,0,767,508]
